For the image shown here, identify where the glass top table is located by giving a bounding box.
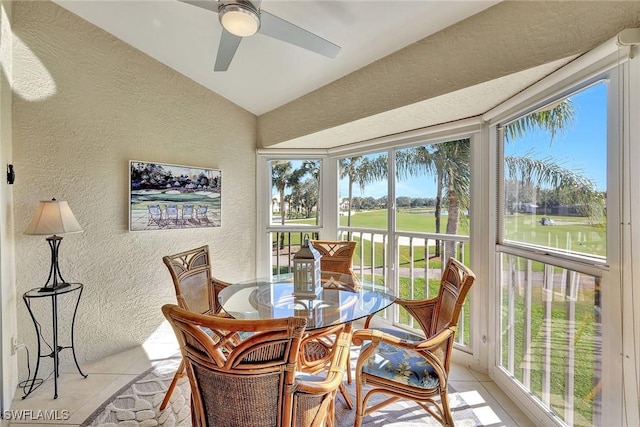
[218,271,395,330]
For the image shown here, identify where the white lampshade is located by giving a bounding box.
[219,4,260,37]
[24,199,83,236]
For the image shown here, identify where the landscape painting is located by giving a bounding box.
[129,161,221,231]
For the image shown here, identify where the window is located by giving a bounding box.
[338,152,389,231]
[267,158,322,275]
[336,140,474,348]
[501,82,607,262]
[499,255,602,426]
[270,159,321,227]
[497,79,609,426]
[394,141,472,346]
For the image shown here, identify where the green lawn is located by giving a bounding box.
[339,209,469,234]
[503,213,605,257]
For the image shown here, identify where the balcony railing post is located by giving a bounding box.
[523,259,532,389]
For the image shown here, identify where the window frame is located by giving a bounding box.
[495,77,610,270]
[256,152,329,276]
[484,37,634,426]
[267,157,324,229]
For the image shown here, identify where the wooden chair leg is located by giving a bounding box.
[339,382,353,410]
[160,360,186,410]
[440,388,455,427]
[345,322,353,384]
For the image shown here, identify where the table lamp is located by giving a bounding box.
[24,198,83,292]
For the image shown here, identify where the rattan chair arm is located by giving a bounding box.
[414,328,456,379]
[211,276,232,314]
[295,374,343,395]
[295,331,351,395]
[415,326,455,350]
[210,277,232,286]
[353,326,454,352]
[393,296,439,310]
[352,328,420,349]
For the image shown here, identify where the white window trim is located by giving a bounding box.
[486,34,637,426]
[613,52,640,427]
[256,153,329,277]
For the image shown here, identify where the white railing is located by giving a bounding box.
[498,253,602,427]
[271,228,471,348]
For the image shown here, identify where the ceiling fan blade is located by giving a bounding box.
[259,10,340,59]
[178,0,219,14]
[215,29,242,71]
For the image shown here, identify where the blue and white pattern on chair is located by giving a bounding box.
[362,329,440,389]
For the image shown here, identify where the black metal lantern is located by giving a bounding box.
[293,235,322,297]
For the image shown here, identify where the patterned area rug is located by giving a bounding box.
[81,356,482,427]
[80,358,191,427]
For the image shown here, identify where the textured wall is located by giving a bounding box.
[0,0,17,411]
[11,0,256,374]
[258,1,640,147]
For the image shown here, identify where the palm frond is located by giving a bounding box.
[504,98,575,145]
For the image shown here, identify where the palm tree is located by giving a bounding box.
[339,157,361,227]
[397,140,470,259]
[272,161,293,226]
[504,99,603,218]
[397,98,601,260]
[338,157,368,226]
[440,140,471,261]
[271,161,293,249]
[339,156,387,242]
[271,161,319,247]
[300,160,320,219]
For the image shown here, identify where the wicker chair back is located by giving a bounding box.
[310,240,357,277]
[162,305,308,427]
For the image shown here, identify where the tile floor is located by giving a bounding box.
[3,322,536,427]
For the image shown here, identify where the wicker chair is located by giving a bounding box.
[352,258,476,427]
[160,246,232,410]
[162,304,351,427]
[310,240,357,279]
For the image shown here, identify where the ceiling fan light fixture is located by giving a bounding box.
[219,3,260,37]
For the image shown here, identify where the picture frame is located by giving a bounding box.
[129,161,221,231]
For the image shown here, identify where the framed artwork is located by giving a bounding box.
[129,161,221,231]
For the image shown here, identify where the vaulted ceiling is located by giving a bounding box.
[54,0,500,115]
[52,1,640,148]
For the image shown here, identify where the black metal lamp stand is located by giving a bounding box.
[39,235,71,292]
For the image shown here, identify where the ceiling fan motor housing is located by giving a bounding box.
[218,1,261,37]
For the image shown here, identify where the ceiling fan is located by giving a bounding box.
[179,0,341,71]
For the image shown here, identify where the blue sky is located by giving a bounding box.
[339,80,608,199]
[505,81,607,192]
